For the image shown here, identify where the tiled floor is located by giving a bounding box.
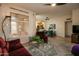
[48,36,75,56]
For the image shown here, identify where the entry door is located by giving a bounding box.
[65,21,72,37]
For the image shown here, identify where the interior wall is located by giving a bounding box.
[72,8,79,25]
[1,4,78,40]
[36,8,79,37]
[0,6,1,32]
[0,5,7,38]
[65,21,72,37]
[36,14,72,37]
[50,15,71,37]
[0,4,36,43]
[29,12,36,36]
[50,8,79,37]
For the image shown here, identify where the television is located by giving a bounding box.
[73,25,79,33]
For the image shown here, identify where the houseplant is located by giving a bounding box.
[31,36,44,44]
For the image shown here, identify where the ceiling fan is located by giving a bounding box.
[44,3,66,6]
[45,17,49,20]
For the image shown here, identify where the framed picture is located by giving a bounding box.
[49,24,56,29]
[53,24,56,29]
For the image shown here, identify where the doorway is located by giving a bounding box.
[65,21,72,37]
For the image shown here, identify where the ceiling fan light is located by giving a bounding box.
[51,3,56,6]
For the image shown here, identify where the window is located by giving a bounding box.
[10,13,29,36]
[11,21,17,35]
[11,16,17,35]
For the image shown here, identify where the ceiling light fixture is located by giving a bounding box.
[51,3,56,6]
[44,3,66,6]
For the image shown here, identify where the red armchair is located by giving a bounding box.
[0,37,32,56]
[8,39,32,56]
[0,37,8,56]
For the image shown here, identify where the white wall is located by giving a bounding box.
[36,8,79,37]
[0,4,36,43]
[52,8,79,37]
[1,4,78,40]
[72,8,79,25]
[0,6,1,31]
[49,15,71,37]
[0,5,5,38]
[36,14,72,37]
[29,12,36,36]
[65,21,72,36]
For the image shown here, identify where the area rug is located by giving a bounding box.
[28,43,57,56]
[27,42,73,56]
[23,37,73,56]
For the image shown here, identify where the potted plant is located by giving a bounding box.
[31,36,44,44]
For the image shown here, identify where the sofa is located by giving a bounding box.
[0,37,32,56]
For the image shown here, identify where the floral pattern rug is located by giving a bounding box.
[28,43,57,56]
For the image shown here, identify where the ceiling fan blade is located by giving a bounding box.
[44,3,66,6]
[56,3,66,5]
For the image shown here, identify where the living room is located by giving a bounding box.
[0,3,79,56]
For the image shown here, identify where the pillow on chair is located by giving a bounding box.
[8,39,22,52]
[9,39,20,44]
[0,37,6,48]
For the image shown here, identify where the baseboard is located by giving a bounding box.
[56,36,65,39]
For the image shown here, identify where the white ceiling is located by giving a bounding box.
[5,3,79,16]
